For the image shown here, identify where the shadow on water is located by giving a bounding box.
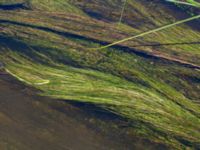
[0,3,28,10]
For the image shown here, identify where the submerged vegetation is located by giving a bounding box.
[167,0,200,8]
[97,0,200,50]
[0,0,200,149]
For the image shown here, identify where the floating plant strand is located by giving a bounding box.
[94,0,200,50]
[118,0,127,25]
[95,14,200,50]
[166,0,200,7]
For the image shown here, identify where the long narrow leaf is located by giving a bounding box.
[95,15,200,50]
[166,0,200,7]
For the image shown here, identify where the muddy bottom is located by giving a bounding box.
[0,73,168,150]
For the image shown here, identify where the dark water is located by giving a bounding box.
[0,3,28,10]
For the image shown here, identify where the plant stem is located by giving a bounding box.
[95,15,200,50]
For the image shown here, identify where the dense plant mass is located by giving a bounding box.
[0,0,200,149]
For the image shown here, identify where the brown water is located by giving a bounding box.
[0,73,169,150]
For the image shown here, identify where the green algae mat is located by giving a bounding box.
[0,0,200,149]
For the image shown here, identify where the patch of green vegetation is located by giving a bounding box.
[167,0,200,8]
[0,0,200,149]
[29,0,86,14]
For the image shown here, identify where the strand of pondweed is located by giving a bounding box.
[185,0,200,7]
[118,0,127,25]
[95,15,200,50]
[166,0,200,7]
[5,68,50,85]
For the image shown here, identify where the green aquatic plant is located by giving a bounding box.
[118,0,127,25]
[95,0,200,50]
[0,0,200,149]
[96,14,200,50]
[167,0,200,7]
